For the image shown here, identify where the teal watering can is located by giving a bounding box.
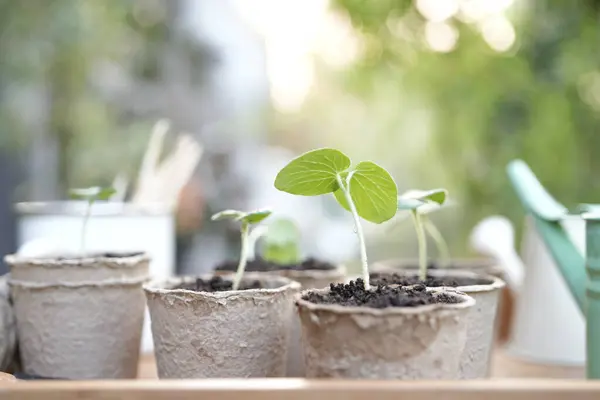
[507,159,600,379]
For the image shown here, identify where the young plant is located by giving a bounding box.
[275,148,398,289]
[262,218,301,265]
[397,189,448,281]
[69,186,116,254]
[211,208,272,290]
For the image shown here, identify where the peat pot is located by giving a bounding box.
[370,262,505,379]
[145,273,301,378]
[296,287,474,379]
[5,252,149,379]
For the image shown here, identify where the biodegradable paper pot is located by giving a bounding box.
[145,274,301,378]
[275,265,346,377]
[370,263,505,379]
[5,253,149,379]
[0,275,16,372]
[296,288,474,379]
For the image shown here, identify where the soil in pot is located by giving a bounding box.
[368,269,504,379]
[215,256,336,272]
[173,276,264,292]
[369,272,493,288]
[296,279,474,379]
[304,279,461,308]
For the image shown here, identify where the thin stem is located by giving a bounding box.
[337,173,370,290]
[232,221,250,291]
[411,210,428,281]
[80,200,93,255]
[423,216,450,268]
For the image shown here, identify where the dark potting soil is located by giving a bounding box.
[173,275,265,292]
[369,272,493,288]
[214,256,336,272]
[54,251,144,261]
[302,279,461,309]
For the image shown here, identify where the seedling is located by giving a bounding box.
[245,217,301,265]
[275,148,398,289]
[397,189,448,281]
[262,218,302,265]
[211,208,273,290]
[69,186,116,254]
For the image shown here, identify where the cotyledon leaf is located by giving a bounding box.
[333,161,398,224]
[274,148,351,196]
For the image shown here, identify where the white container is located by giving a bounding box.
[505,216,586,366]
[14,201,175,354]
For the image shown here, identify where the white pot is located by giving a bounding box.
[14,201,175,354]
[5,253,149,379]
[0,275,16,371]
[145,274,301,378]
[296,287,474,379]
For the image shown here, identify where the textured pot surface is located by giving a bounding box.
[297,288,474,379]
[370,264,506,379]
[5,253,149,379]
[277,265,346,377]
[0,275,16,372]
[145,274,301,378]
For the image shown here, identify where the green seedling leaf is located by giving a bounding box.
[242,209,273,224]
[274,148,351,195]
[211,209,273,224]
[264,242,300,265]
[265,218,301,246]
[211,208,273,291]
[397,188,448,211]
[262,218,301,264]
[333,161,398,224]
[70,186,116,202]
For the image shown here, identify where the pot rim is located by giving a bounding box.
[372,257,500,271]
[14,201,172,217]
[144,273,301,300]
[369,267,506,294]
[295,286,475,316]
[214,263,346,279]
[4,252,150,267]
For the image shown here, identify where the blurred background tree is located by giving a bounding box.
[275,0,600,256]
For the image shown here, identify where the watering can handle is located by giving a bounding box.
[506,160,568,221]
[506,159,586,312]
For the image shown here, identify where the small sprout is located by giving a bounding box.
[275,148,398,289]
[262,218,301,265]
[69,186,116,254]
[211,208,272,290]
[397,188,448,281]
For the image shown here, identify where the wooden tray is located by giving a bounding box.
[3,349,597,400]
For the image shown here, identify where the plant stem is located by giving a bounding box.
[411,210,428,281]
[232,221,250,291]
[337,173,370,290]
[80,200,93,255]
[423,216,450,268]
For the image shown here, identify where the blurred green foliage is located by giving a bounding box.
[0,0,171,192]
[318,0,600,253]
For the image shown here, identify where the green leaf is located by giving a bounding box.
[211,208,272,225]
[69,186,116,202]
[333,161,398,224]
[397,188,448,211]
[265,218,301,246]
[211,209,246,221]
[263,242,300,265]
[241,209,273,224]
[274,148,351,196]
